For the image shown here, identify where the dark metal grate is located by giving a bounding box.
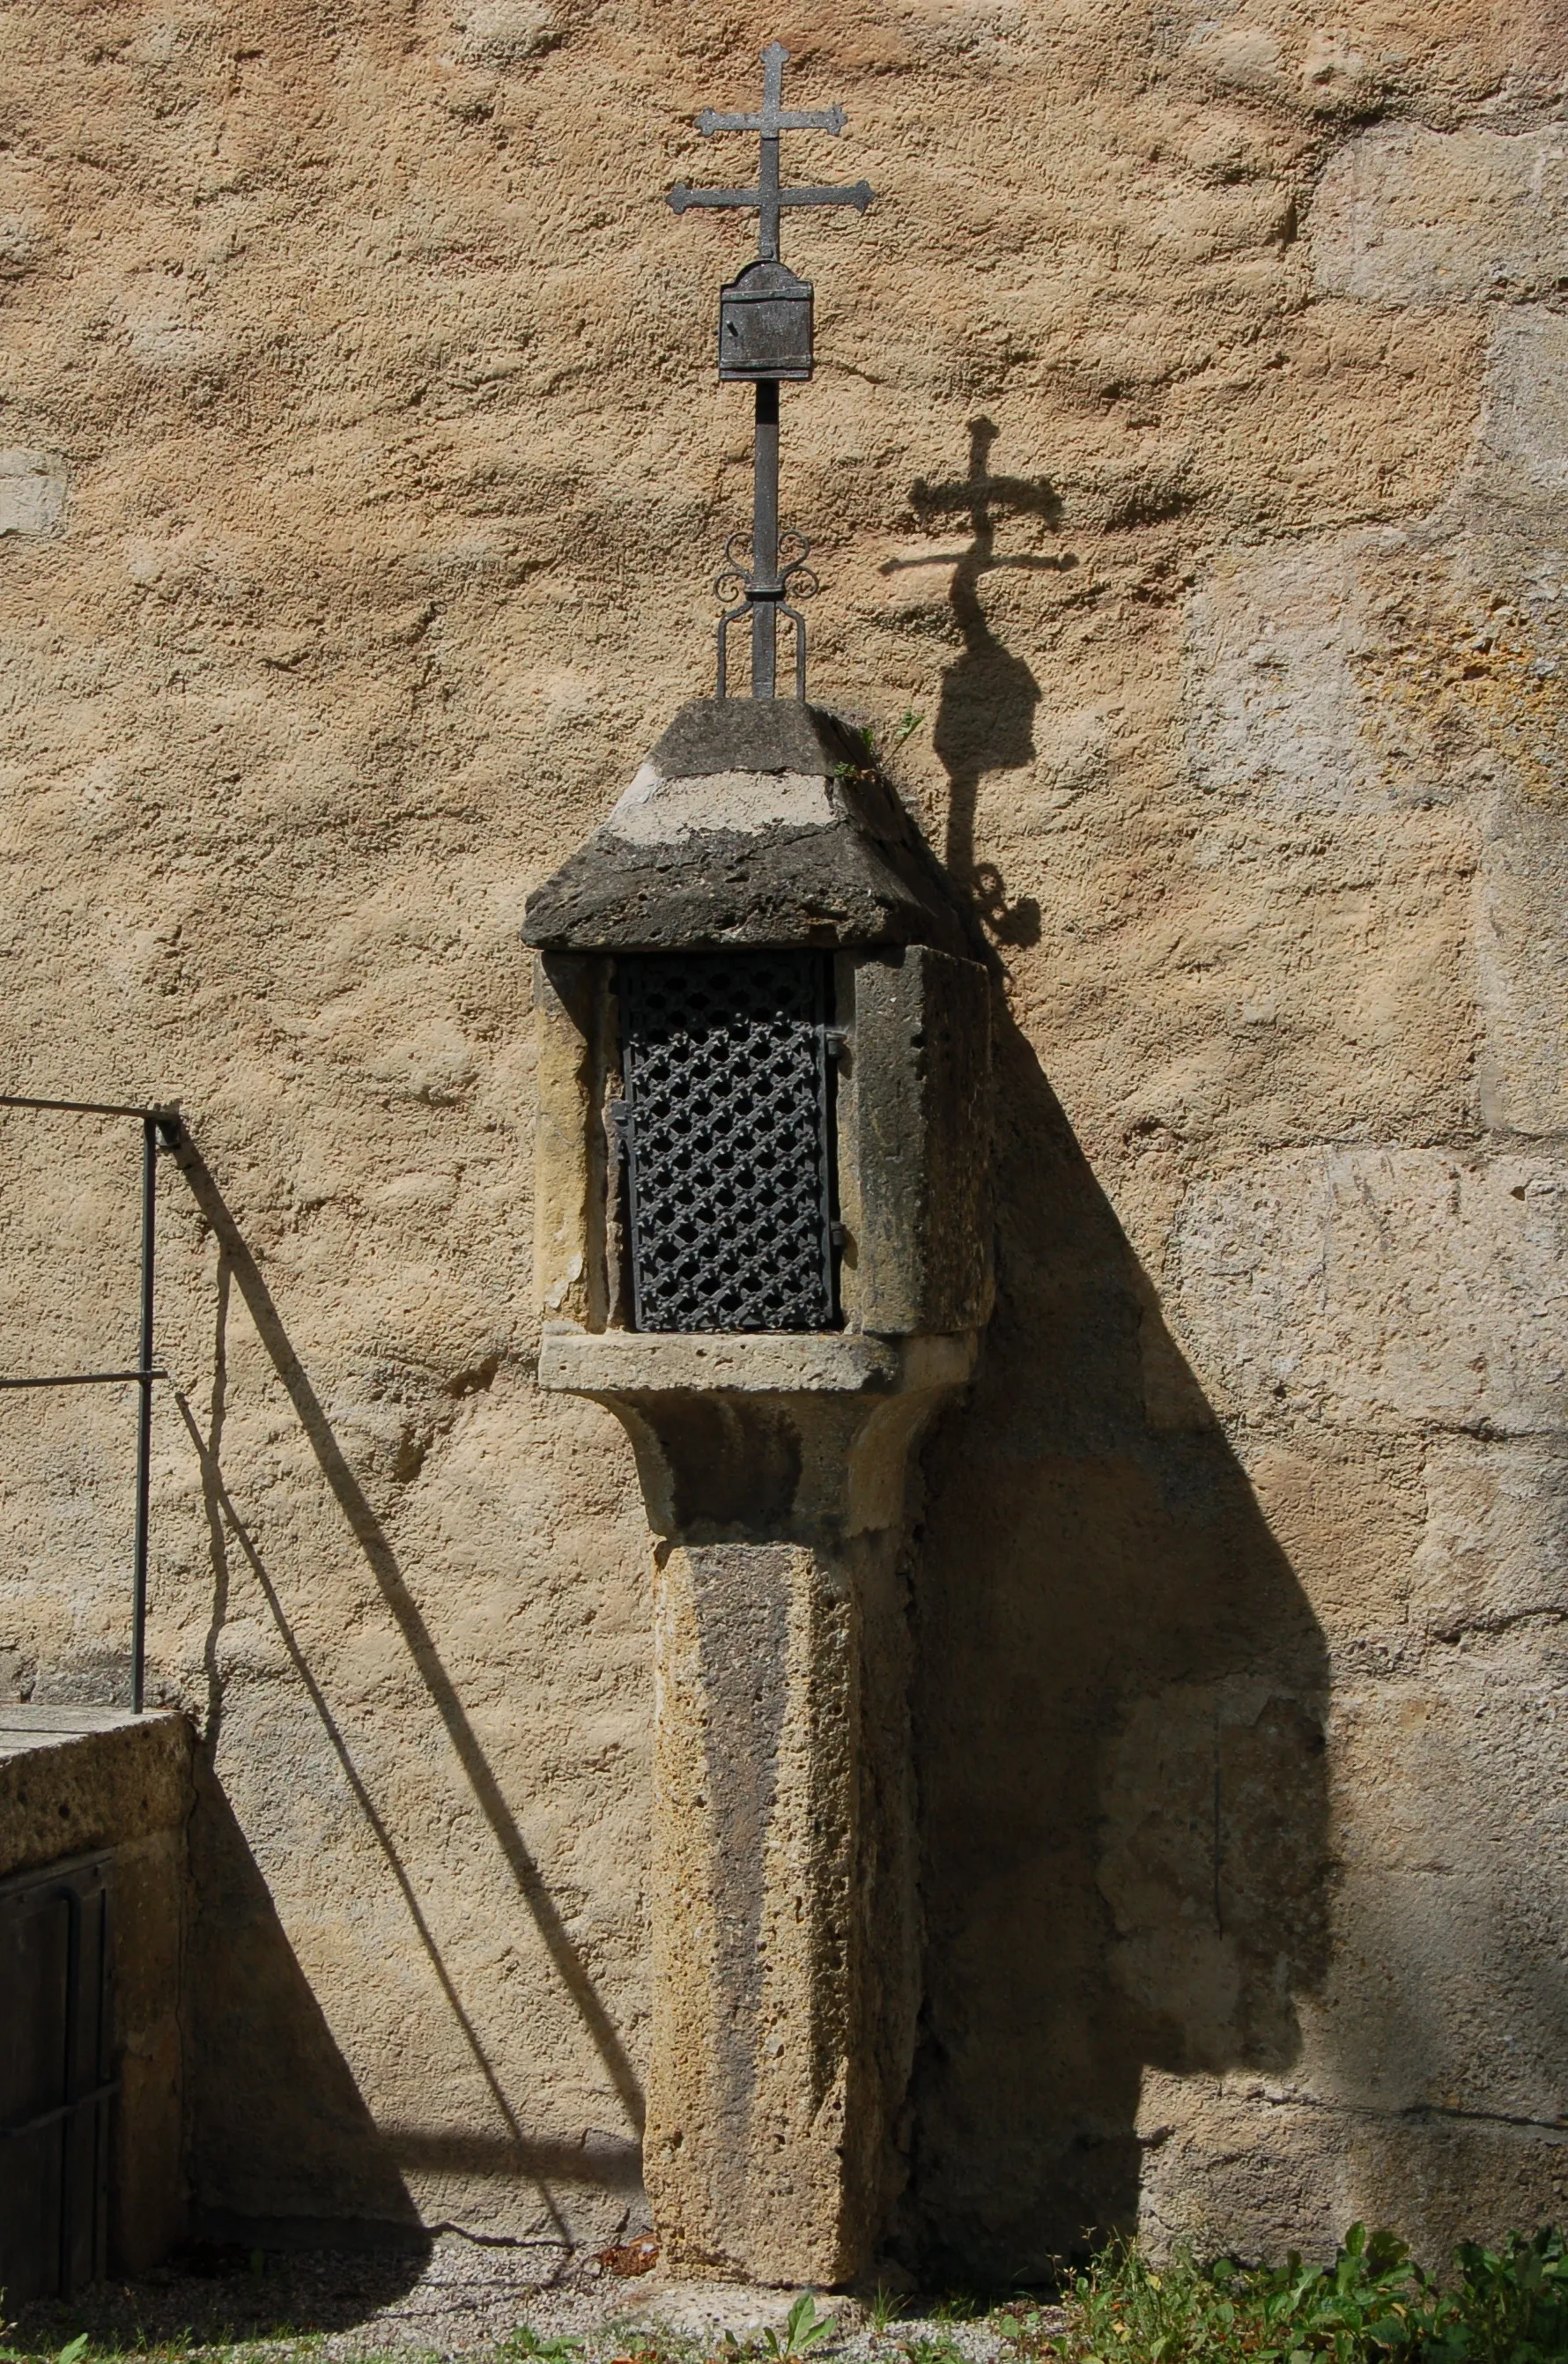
[618,952,835,1332]
[0,1852,114,2302]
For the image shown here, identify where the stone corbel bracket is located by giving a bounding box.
[538,1330,977,1545]
[524,700,994,2285]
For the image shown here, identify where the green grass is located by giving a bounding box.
[1051,2222,1568,2361]
[5,2227,1568,2364]
[0,2346,337,2364]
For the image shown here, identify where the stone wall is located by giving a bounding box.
[0,0,1563,2275]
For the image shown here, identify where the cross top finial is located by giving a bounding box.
[669,42,873,263]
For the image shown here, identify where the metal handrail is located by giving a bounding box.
[0,1095,183,1712]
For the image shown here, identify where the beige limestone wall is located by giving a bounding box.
[0,0,1564,2273]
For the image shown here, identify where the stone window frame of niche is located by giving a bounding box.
[532,943,993,1347]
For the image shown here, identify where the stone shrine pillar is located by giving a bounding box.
[524,698,992,2283]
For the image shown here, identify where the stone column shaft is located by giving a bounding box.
[540,1330,975,2284]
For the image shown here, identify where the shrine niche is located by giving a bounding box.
[524,43,992,2285]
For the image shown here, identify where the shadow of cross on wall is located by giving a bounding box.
[888,417,1072,945]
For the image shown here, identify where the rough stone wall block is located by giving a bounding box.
[533,954,611,1330]
[1476,800,1568,1137]
[0,448,67,538]
[841,948,994,1337]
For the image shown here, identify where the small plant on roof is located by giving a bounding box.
[831,712,925,794]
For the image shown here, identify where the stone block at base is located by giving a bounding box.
[0,1707,194,2273]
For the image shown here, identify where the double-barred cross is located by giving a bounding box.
[669,41,873,263]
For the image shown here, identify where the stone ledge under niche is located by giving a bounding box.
[537,1324,978,1397]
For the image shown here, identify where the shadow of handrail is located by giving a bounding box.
[165,1129,645,2139]
[174,1386,576,2240]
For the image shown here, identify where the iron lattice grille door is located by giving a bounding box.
[619,952,837,1332]
[0,1852,112,2301]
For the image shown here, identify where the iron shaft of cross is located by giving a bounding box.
[669,41,874,699]
[752,381,780,696]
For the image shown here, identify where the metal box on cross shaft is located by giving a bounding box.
[718,260,814,381]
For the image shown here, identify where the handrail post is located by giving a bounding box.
[0,1093,178,1709]
[131,1117,157,1715]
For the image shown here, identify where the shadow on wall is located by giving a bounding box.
[183,1772,433,2253]
[895,427,1333,2283]
[151,414,1328,2279]
[887,415,1072,946]
[162,1143,644,2257]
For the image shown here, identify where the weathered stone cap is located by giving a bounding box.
[521,698,968,952]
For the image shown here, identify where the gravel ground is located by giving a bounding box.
[6,2238,1068,2363]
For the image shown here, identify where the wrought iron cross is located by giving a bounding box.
[669,43,874,699]
[669,40,871,263]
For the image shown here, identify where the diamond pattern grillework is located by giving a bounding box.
[619,952,836,1332]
